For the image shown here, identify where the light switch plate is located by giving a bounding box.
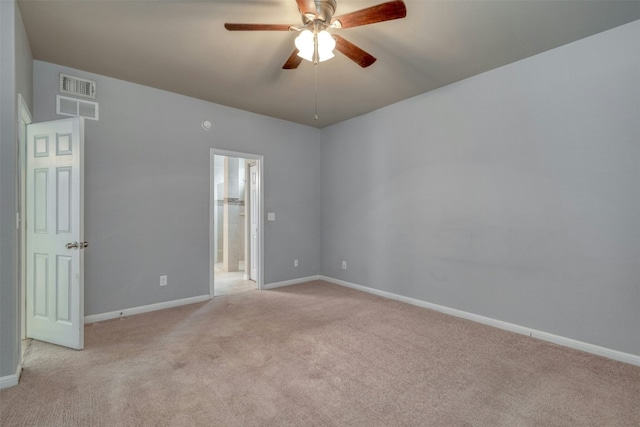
[267,212,275,221]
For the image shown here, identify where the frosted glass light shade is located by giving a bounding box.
[295,30,315,62]
[295,29,336,63]
[317,31,336,62]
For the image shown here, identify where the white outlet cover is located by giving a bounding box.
[267,212,275,221]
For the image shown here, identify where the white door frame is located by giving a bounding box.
[209,149,264,297]
[248,162,259,282]
[18,93,33,340]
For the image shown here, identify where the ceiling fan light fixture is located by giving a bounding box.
[225,0,408,70]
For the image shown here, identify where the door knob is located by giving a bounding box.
[66,242,79,249]
[81,241,89,249]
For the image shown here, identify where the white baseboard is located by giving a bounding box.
[319,275,640,367]
[0,363,22,390]
[84,294,211,324]
[264,275,320,290]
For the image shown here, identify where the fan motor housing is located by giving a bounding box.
[302,0,337,23]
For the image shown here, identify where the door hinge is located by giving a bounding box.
[16,212,20,230]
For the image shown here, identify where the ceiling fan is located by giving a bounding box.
[225,0,407,69]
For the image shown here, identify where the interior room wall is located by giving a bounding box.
[15,5,32,111]
[320,21,640,356]
[0,0,34,381]
[0,0,19,380]
[33,60,322,316]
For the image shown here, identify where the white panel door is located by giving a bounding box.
[26,117,85,350]
[249,163,259,281]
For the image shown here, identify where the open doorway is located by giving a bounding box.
[210,149,263,297]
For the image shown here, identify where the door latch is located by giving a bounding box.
[66,241,88,250]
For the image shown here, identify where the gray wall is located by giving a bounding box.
[33,61,322,316]
[15,5,32,111]
[0,0,19,379]
[0,0,33,380]
[320,21,640,356]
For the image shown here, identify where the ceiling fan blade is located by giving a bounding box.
[283,50,303,69]
[295,0,316,16]
[224,23,291,31]
[333,35,377,68]
[331,0,407,29]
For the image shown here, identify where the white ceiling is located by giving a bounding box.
[18,0,640,128]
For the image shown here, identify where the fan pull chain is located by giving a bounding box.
[314,62,319,121]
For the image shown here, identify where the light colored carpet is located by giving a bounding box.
[1,280,638,426]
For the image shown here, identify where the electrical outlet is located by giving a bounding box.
[342,261,347,270]
[294,259,298,267]
[160,275,168,286]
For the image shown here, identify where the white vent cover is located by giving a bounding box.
[56,95,99,121]
[59,73,96,99]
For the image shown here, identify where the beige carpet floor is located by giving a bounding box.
[1,280,638,426]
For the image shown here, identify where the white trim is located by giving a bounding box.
[209,149,264,297]
[18,93,32,341]
[265,275,320,290]
[0,364,22,390]
[84,294,210,324]
[18,93,33,123]
[319,276,640,367]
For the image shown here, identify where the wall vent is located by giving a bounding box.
[56,95,99,121]
[59,73,96,99]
